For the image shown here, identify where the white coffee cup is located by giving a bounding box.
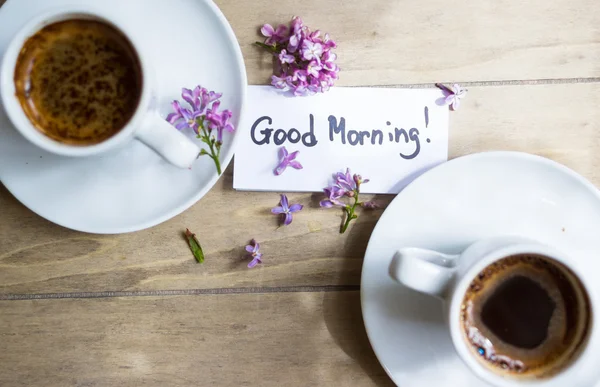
[389,237,599,387]
[0,6,200,168]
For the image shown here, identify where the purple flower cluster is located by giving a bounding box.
[167,85,234,175]
[257,16,339,96]
[167,86,234,144]
[320,168,380,233]
[320,169,368,208]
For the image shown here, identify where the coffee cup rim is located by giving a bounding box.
[447,242,598,387]
[0,5,151,156]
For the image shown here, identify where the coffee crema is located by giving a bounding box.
[14,19,142,145]
[460,254,590,379]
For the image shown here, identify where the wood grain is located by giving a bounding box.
[1,0,600,385]
[0,291,393,387]
[215,0,600,85]
[2,83,600,294]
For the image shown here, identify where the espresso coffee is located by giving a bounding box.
[13,19,142,145]
[460,254,590,379]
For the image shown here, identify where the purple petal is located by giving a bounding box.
[288,161,303,170]
[210,100,221,113]
[288,150,299,160]
[279,146,289,159]
[274,25,288,36]
[180,107,194,121]
[193,86,202,100]
[283,212,293,226]
[171,100,182,112]
[320,200,333,208]
[274,161,288,175]
[271,206,285,214]
[175,121,189,130]
[280,194,289,210]
[253,242,260,253]
[181,88,195,106]
[451,97,461,111]
[260,24,275,37]
[245,245,255,253]
[247,258,260,268]
[166,112,181,124]
[289,204,303,213]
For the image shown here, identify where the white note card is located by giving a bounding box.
[233,86,449,194]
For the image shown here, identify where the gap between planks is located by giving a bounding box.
[260,77,600,89]
[0,285,361,301]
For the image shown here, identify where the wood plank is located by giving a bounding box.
[215,0,600,85]
[0,291,393,387]
[2,82,600,294]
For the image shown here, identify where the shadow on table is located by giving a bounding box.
[321,210,396,387]
[323,290,396,387]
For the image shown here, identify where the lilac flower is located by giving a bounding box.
[306,60,322,78]
[322,51,337,71]
[335,168,357,192]
[320,186,346,208]
[292,68,307,82]
[206,101,234,143]
[287,16,305,53]
[320,169,381,233]
[436,83,467,111]
[322,33,336,49]
[245,239,263,268]
[272,75,291,90]
[353,174,369,187]
[274,146,303,175]
[255,16,339,96]
[278,49,295,64]
[181,87,201,110]
[261,24,288,45]
[181,86,222,113]
[271,194,303,225]
[292,83,308,97]
[166,100,203,133]
[166,85,233,175]
[301,40,323,62]
[290,16,304,34]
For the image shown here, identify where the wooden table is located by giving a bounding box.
[1,0,599,386]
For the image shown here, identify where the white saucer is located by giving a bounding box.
[0,0,246,233]
[361,152,600,387]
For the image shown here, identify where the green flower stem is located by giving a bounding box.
[254,42,278,52]
[197,119,222,176]
[340,192,360,234]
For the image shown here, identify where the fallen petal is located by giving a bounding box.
[271,206,286,214]
[289,204,303,213]
[320,200,334,208]
[280,194,289,210]
[284,212,293,225]
[288,161,303,170]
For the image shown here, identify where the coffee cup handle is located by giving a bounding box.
[135,113,201,169]
[389,248,459,299]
